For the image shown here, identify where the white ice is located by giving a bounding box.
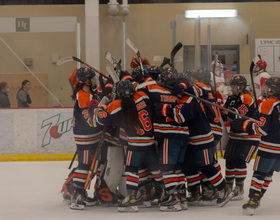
[1,159,280,220]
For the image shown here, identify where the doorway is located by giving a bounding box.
[183,45,239,74]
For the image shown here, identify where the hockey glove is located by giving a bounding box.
[154,103,170,117]
[172,83,187,96]
[227,108,239,120]
[231,119,252,133]
[87,99,99,108]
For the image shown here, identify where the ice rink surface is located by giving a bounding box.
[1,159,280,220]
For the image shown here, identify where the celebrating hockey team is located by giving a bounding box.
[60,41,280,217]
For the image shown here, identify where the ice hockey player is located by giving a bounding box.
[253,59,271,100]
[90,80,163,212]
[171,68,231,207]
[67,67,102,210]
[222,75,260,201]
[153,67,192,211]
[231,77,280,215]
[216,70,234,104]
[210,60,226,95]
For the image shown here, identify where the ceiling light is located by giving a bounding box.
[185,9,237,18]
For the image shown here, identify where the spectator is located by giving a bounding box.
[17,80,31,107]
[0,82,10,108]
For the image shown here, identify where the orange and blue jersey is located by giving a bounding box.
[185,82,223,142]
[247,98,280,158]
[229,93,261,145]
[73,90,103,150]
[92,91,155,152]
[139,81,189,140]
[178,94,215,149]
[156,94,215,150]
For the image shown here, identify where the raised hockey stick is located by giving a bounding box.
[170,42,183,68]
[126,38,145,73]
[56,56,73,66]
[250,55,261,109]
[212,52,219,93]
[164,85,259,123]
[105,52,122,76]
[160,57,171,68]
[72,56,109,79]
[83,66,120,190]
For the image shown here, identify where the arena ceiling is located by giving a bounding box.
[0,0,279,5]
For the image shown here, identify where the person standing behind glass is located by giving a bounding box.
[0,82,10,108]
[17,80,31,107]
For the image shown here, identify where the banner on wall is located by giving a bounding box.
[37,110,75,152]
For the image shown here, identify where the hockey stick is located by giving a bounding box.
[56,56,73,66]
[160,57,171,68]
[164,85,259,123]
[105,52,122,76]
[212,52,218,93]
[83,66,120,190]
[170,42,183,68]
[250,55,261,109]
[72,56,109,79]
[126,38,145,73]
[68,150,77,170]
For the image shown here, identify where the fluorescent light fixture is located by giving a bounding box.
[185,9,237,18]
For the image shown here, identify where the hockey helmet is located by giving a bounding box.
[190,68,211,82]
[117,80,134,99]
[229,75,247,90]
[224,70,233,77]
[159,67,178,87]
[130,56,151,69]
[255,60,267,71]
[76,67,96,85]
[178,69,192,84]
[265,77,280,95]
[148,65,162,80]
[131,65,150,83]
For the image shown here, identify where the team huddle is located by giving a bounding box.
[61,47,280,216]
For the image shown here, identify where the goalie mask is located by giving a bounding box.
[159,67,178,87]
[76,67,96,86]
[130,56,151,69]
[265,77,280,98]
[117,80,134,99]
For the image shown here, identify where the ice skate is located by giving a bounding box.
[62,192,71,205]
[242,193,261,216]
[118,195,138,212]
[159,192,182,212]
[232,185,244,201]
[216,184,234,207]
[201,185,219,206]
[151,185,164,205]
[178,189,188,210]
[136,190,152,208]
[187,187,203,206]
[70,192,86,210]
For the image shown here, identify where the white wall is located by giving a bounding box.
[0,108,75,155]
